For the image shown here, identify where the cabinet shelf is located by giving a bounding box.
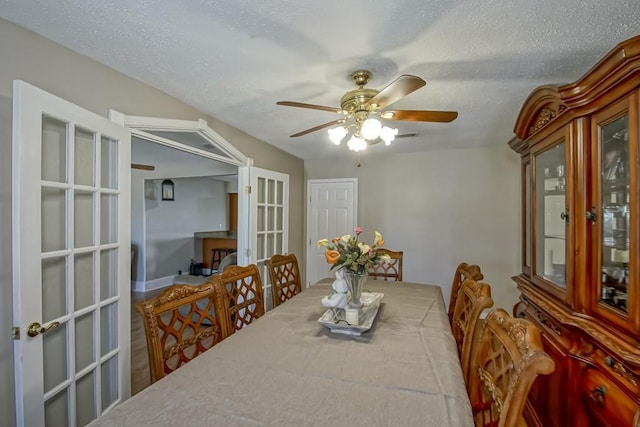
[603,179,629,191]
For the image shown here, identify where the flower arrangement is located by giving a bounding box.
[318,227,390,275]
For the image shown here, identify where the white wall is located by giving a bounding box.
[305,144,521,311]
[144,177,227,281]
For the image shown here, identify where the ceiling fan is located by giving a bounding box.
[276,70,457,151]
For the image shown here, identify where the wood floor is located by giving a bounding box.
[130,288,164,396]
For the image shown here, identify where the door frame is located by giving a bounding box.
[108,111,253,276]
[305,178,358,287]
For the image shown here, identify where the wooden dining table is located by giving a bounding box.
[90,279,474,426]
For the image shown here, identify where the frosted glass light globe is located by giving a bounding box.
[380,126,399,145]
[360,118,382,140]
[347,135,367,152]
[328,126,348,145]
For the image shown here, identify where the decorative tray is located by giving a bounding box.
[318,292,384,336]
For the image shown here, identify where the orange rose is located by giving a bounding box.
[325,250,341,264]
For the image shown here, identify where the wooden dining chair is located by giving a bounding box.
[468,308,555,427]
[213,264,265,334]
[451,278,494,386]
[448,262,484,324]
[265,253,302,308]
[369,248,403,281]
[135,281,230,383]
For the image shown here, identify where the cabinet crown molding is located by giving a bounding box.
[512,34,640,144]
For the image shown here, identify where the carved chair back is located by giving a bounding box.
[448,262,484,324]
[265,253,302,308]
[135,281,230,383]
[213,264,265,334]
[369,249,403,281]
[451,278,494,386]
[468,308,555,427]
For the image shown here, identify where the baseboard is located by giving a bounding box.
[131,280,146,293]
[131,275,176,293]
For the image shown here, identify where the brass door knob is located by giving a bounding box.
[27,321,61,337]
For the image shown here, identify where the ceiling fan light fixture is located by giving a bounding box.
[380,126,399,145]
[328,126,348,145]
[361,117,382,140]
[347,134,367,152]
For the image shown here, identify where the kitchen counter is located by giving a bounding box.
[194,230,237,239]
[195,231,237,270]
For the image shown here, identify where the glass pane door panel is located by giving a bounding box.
[42,187,67,252]
[43,321,68,393]
[535,142,567,288]
[76,372,96,426]
[74,127,95,186]
[100,194,118,244]
[100,249,118,300]
[101,356,118,411]
[75,312,95,372]
[525,163,531,267]
[100,136,118,190]
[74,253,94,311]
[74,191,95,248]
[42,257,67,322]
[42,116,67,183]
[257,234,265,260]
[257,178,265,204]
[45,389,69,427]
[267,207,274,230]
[100,303,118,356]
[257,206,265,231]
[599,114,630,312]
[277,181,283,204]
[276,207,283,231]
[267,179,275,204]
[267,233,275,257]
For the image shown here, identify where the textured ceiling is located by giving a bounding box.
[1,1,639,159]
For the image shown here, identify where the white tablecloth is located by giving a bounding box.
[91,280,473,426]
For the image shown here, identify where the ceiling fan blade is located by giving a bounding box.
[131,163,155,171]
[365,74,426,109]
[290,120,343,137]
[276,101,341,113]
[382,110,458,123]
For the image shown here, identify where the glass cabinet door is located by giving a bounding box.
[534,141,567,288]
[598,113,630,313]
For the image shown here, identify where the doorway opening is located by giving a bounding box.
[109,112,249,395]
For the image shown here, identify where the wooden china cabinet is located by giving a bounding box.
[509,35,640,427]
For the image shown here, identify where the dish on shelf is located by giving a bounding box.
[613,129,628,141]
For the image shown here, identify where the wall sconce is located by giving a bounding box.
[161,179,175,201]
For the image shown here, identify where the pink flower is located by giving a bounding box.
[354,226,363,235]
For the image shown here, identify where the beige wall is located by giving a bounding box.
[0,18,303,424]
[305,144,521,312]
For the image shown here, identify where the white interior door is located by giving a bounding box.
[306,179,358,286]
[12,81,131,427]
[246,167,289,311]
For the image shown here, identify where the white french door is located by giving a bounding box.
[244,167,289,311]
[12,81,131,427]
[306,179,358,286]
